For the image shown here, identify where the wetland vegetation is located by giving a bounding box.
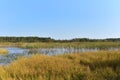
[1,37,120,49]
[0,51,120,80]
[0,49,9,55]
[0,37,120,80]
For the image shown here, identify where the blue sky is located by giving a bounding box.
[0,0,120,39]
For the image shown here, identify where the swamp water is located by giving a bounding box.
[0,47,120,65]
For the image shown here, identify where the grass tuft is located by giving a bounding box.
[0,51,120,80]
[0,49,9,55]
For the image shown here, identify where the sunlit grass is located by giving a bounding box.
[5,54,86,80]
[0,49,9,55]
[0,50,120,80]
[20,42,120,49]
[1,42,120,49]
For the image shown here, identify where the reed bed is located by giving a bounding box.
[1,42,120,49]
[0,48,9,55]
[21,42,120,49]
[0,50,120,80]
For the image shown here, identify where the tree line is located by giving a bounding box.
[0,37,53,42]
[0,37,120,42]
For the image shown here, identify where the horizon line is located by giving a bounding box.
[0,36,120,40]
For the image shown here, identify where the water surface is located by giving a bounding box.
[0,47,120,65]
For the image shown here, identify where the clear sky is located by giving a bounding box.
[0,0,120,39]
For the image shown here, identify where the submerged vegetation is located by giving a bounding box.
[0,49,9,54]
[0,51,120,80]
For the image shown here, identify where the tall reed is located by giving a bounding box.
[0,51,120,80]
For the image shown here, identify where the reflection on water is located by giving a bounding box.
[0,47,120,65]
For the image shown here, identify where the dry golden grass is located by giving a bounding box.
[0,51,120,80]
[5,54,86,80]
[0,48,9,55]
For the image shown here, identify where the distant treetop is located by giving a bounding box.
[0,37,119,42]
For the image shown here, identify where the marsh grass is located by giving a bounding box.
[1,42,120,49]
[0,48,9,55]
[21,42,120,49]
[0,51,120,80]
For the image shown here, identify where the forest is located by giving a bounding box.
[0,37,120,42]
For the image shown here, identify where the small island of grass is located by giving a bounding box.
[0,49,9,55]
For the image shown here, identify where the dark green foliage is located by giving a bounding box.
[0,36,120,42]
[0,37,54,42]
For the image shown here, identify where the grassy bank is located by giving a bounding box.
[0,49,9,55]
[1,42,120,49]
[0,51,120,80]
